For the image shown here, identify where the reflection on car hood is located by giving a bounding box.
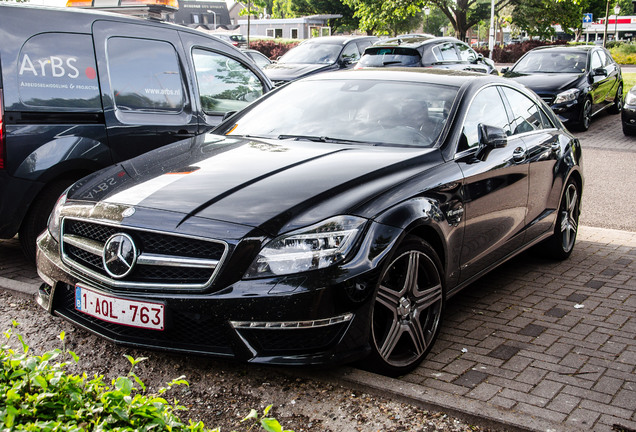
[263,63,333,81]
[68,134,439,235]
[504,72,584,94]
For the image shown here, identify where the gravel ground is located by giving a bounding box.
[0,289,493,432]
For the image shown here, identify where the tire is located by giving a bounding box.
[576,98,592,131]
[19,179,75,262]
[367,236,444,377]
[608,83,623,114]
[537,179,580,260]
[623,122,636,136]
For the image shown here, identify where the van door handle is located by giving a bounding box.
[169,130,196,138]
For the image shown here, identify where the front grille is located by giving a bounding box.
[61,218,227,291]
[54,284,233,354]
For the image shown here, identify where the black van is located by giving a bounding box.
[0,3,272,260]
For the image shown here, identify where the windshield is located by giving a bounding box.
[278,43,342,64]
[358,47,421,67]
[225,79,459,148]
[512,51,587,74]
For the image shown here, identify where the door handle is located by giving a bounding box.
[169,130,196,138]
[512,147,526,163]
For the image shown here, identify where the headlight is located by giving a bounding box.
[625,91,636,106]
[553,88,580,104]
[47,191,68,243]
[245,215,367,278]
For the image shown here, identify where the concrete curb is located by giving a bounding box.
[0,276,37,299]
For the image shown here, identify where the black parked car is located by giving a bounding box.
[356,36,498,75]
[0,4,272,261]
[36,69,583,377]
[621,84,636,135]
[503,45,623,131]
[262,36,378,85]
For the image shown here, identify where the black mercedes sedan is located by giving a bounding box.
[503,45,623,131]
[262,35,378,85]
[36,69,583,377]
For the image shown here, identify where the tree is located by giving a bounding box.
[425,0,516,41]
[342,0,426,36]
[511,0,582,39]
[291,0,359,33]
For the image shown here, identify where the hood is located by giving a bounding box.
[504,72,584,95]
[263,63,334,81]
[68,134,439,235]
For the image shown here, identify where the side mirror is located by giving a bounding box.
[476,124,507,160]
[591,67,607,77]
[501,66,509,74]
[340,57,354,67]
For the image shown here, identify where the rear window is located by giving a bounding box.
[17,33,100,109]
[358,47,421,67]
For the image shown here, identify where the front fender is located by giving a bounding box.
[14,136,111,182]
[373,197,462,288]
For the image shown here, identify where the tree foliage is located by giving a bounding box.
[342,0,426,36]
[425,0,516,40]
[291,0,359,33]
[512,0,582,39]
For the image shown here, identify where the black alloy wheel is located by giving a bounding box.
[368,236,444,377]
[609,84,623,114]
[538,180,580,260]
[578,98,592,131]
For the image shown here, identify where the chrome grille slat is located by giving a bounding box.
[60,218,227,291]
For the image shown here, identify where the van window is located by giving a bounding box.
[17,33,100,109]
[192,48,265,114]
[107,37,186,113]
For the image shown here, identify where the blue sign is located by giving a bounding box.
[583,13,593,24]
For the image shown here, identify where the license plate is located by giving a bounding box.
[75,285,164,331]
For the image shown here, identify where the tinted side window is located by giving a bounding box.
[341,43,360,62]
[192,49,264,114]
[502,87,554,134]
[18,33,100,109]
[590,51,603,70]
[456,42,477,62]
[433,43,460,61]
[108,38,185,113]
[459,86,511,152]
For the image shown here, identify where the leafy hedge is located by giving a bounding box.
[248,40,300,60]
[475,39,569,63]
[0,323,292,432]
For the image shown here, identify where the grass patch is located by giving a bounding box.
[623,72,636,95]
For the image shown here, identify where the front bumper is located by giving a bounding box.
[35,225,394,366]
[622,105,636,130]
[551,99,583,125]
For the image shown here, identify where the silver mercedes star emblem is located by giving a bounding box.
[103,233,138,279]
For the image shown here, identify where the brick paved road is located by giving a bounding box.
[0,112,634,431]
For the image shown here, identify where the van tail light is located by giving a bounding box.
[0,89,5,170]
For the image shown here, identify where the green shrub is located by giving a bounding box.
[0,323,292,432]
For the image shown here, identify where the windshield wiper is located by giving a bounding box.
[277,134,373,145]
[382,61,403,65]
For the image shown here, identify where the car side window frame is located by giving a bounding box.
[341,42,361,63]
[455,84,513,156]
[499,86,556,136]
[191,46,266,116]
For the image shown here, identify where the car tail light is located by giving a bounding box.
[0,89,5,170]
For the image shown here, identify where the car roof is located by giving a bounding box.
[300,67,499,87]
[370,36,463,49]
[301,35,379,46]
[529,45,596,53]
[0,3,210,36]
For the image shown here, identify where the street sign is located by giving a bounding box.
[583,13,593,25]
